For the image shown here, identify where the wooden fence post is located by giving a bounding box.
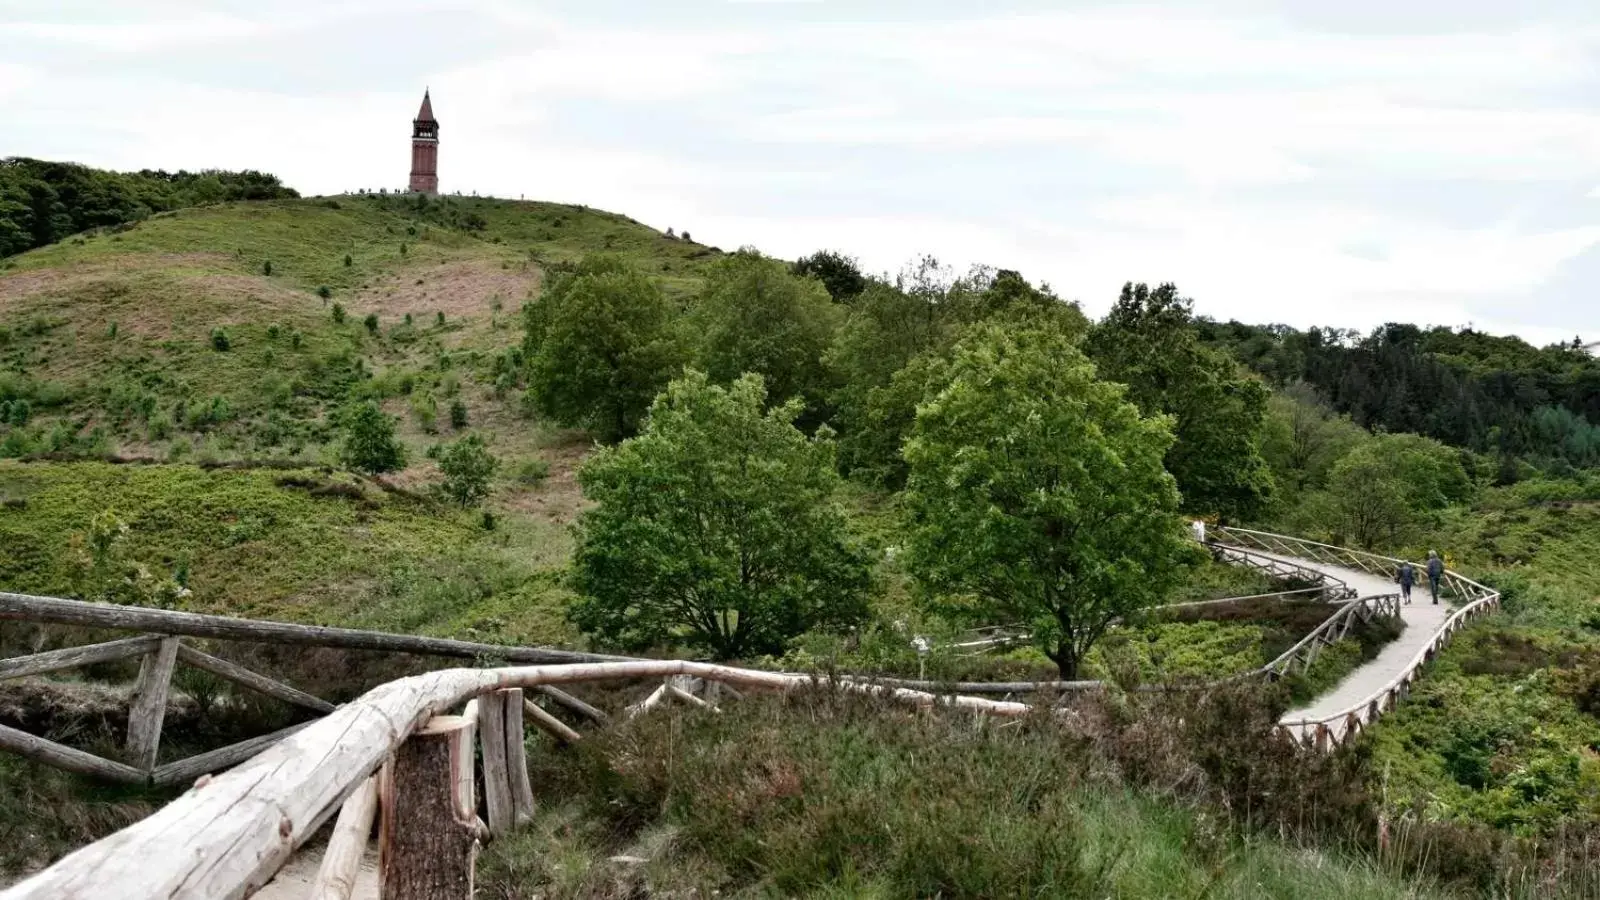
[477,690,514,837]
[502,689,535,825]
[310,775,378,900]
[126,637,180,771]
[379,716,481,900]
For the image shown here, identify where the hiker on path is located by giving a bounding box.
[1427,551,1444,604]
[1397,561,1415,603]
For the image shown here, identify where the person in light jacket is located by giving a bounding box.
[1426,551,1445,605]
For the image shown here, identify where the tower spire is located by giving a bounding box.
[409,89,439,195]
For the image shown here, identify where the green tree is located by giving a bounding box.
[691,249,841,420]
[827,269,1086,486]
[436,434,499,506]
[1260,381,1368,493]
[1328,432,1470,549]
[523,256,681,442]
[338,401,407,474]
[903,324,1193,679]
[1088,282,1273,521]
[793,249,867,303]
[569,371,872,659]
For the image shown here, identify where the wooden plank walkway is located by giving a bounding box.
[1235,547,1451,723]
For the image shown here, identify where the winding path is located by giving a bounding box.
[1209,527,1500,747]
[1237,547,1450,721]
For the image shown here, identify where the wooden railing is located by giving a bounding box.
[1242,592,1401,682]
[0,590,626,786]
[1205,542,1355,602]
[0,661,1037,900]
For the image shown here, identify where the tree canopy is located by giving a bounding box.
[1088,282,1273,521]
[691,249,843,421]
[436,434,500,507]
[522,255,683,442]
[0,157,296,257]
[1198,318,1600,475]
[826,264,1087,487]
[793,249,867,303]
[903,323,1194,678]
[569,371,872,659]
[1328,433,1470,549]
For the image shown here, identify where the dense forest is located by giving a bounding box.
[1199,319,1600,476]
[0,157,297,258]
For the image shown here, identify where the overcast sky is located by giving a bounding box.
[4,1,1599,345]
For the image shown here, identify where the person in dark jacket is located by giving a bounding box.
[1397,561,1415,604]
[1426,551,1444,604]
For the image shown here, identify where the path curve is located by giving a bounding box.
[1230,547,1450,721]
[1208,527,1500,747]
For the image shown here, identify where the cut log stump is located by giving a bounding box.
[378,716,480,900]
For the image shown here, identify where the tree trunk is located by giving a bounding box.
[379,716,479,900]
[1049,642,1079,680]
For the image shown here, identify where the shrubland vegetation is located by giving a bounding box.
[3,159,1599,894]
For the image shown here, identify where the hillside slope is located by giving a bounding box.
[0,194,723,645]
[0,195,718,460]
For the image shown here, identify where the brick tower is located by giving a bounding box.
[409,89,439,195]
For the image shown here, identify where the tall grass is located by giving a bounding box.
[477,686,1450,899]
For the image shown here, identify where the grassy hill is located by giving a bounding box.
[0,195,718,462]
[0,192,738,656]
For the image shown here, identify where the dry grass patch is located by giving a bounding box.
[352,258,541,324]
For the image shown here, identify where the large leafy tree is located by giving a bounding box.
[523,255,682,442]
[793,249,867,303]
[569,371,872,659]
[903,324,1194,679]
[827,267,1087,487]
[1260,381,1368,493]
[691,249,842,420]
[1328,432,1471,549]
[1088,282,1273,521]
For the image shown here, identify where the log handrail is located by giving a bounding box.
[0,591,632,664]
[0,660,1037,900]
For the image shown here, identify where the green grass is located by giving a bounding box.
[0,194,719,466]
[0,460,575,644]
[10,199,489,292]
[1360,482,1600,836]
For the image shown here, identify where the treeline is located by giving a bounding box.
[519,253,1285,673]
[1199,319,1600,475]
[522,253,1276,522]
[0,157,297,258]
